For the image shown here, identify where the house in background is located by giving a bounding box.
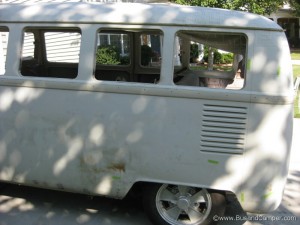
[268,4,300,48]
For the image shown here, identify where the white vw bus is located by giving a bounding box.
[0,2,294,225]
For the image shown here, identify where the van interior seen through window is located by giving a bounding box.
[21,28,81,79]
[174,31,247,89]
[95,29,162,83]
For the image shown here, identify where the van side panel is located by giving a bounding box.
[0,80,292,213]
[0,83,293,213]
[0,84,247,198]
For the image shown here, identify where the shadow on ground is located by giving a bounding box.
[0,179,299,225]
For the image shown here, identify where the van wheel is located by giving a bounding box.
[143,184,225,225]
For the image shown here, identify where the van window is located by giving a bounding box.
[174,31,246,89]
[0,27,9,75]
[95,29,162,84]
[21,28,81,79]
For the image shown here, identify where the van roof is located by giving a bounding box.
[0,2,282,31]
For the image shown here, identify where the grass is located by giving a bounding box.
[190,64,232,71]
[291,52,300,60]
[293,64,300,118]
[294,70,300,118]
[293,65,300,79]
[295,94,300,118]
[292,50,300,118]
[291,49,300,60]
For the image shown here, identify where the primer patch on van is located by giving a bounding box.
[277,67,281,77]
[247,59,251,71]
[262,192,273,200]
[240,192,245,203]
[112,176,121,180]
[208,159,219,165]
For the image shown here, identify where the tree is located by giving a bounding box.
[170,0,285,15]
[289,0,300,16]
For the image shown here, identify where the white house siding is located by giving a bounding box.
[44,32,81,63]
[22,32,34,59]
[0,31,8,75]
[21,31,81,63]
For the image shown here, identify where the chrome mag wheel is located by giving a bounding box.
[155,184,212,225]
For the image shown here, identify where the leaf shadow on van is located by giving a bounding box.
[0,2,296,225]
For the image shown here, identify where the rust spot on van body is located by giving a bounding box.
[107,163,125,172]
[80,155,126,173]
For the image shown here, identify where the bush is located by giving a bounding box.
[203,46,233,64]
[221,53,234,64]
[120,56,130,65]
[96,45,120,65]
[213,51,222,64]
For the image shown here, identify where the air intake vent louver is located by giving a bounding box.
[200,104,247,154]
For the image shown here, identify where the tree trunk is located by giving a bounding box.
[208,47,214,71]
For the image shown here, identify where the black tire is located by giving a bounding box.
[143,183,226,225]
[0,182,7,191]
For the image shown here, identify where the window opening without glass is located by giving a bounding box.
[21,28,81,79]
[174,31,247,90]
[95,30,163,84]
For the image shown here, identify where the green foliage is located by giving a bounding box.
[171,0,285,15]
[295,91,300,118]
[213,51,222,64]
[96,45,130,65]
[96,45,120,65]
[237,0,284,15]
[214,52,234,64]
[120,56,130,65]
[289,0,300,16]
[172,0,236,9]
[221,53,234,64]
[291,52,300,60]
[202,46,233,64]
[293,65,300,80]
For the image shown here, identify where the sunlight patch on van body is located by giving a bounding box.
[0,86,43,111]
[89,124,105,146]
[96,176,112,195]
[53,137,83,176]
